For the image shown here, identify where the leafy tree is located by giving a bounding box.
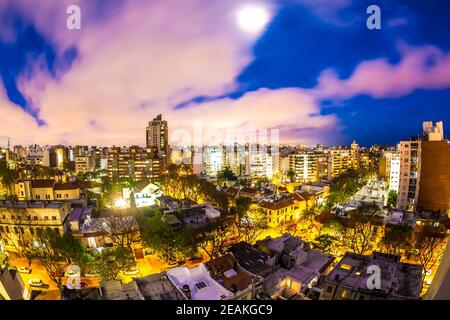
[93,247,136,281]
[195,221,234,261]
[380,224,413,256]
[339,204,380,255]
[235,196,252,215]
[217,167,237,181]
[286,169,296,183]
[22,229,83,289]
[314,234,338,254]
[0,162,17,196]
[320,219,344,238]
[139,211,197,261]
[96,214,140,248]
[414,225,447,285]
[234,207,267,244]
[387,190,398,208]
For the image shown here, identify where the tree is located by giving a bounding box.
[314,234,338,254]
[195,221,234,261]
[339,204,380,255]
[92,247,136,281]
[217,167,237,181]
[234,207,267,244]
[279,219,299,237]
[0,162,17,196]
[387,190,398,208]
[286,169,295,183]
[380,224,413,256]
[22,229,83,289]
[320,220,344,238]
[139,211,197,262]
[415,225,447,285]
[96,214,140,248]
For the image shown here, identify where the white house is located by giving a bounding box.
[122,181,163,208]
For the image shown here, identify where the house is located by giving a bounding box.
[0,201,71,253]
[166,263,234,300]
[320,252,422,300]
[134,272,185,300]
[239,187,260,200]
[69,211,142,257]
[206,253,264,300]
[164,204,221,228]
[228,242,273,279]
[122,181,163,208]
[256,234,334,300]
[15,180,82,201]
[53,182,81,200]
[224,187,239,204]
[100,280,145,300]
[256,197,299,228]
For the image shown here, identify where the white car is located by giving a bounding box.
[18,267,32,274]
[84,272,100,278]
[65,270,79,277]
[123,268,140,275]
[28,278,43,287]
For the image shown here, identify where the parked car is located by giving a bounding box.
[18,267,32,274]
[84,272,100,278]
[28,278,43,287]
[123,267,140,275]
[65,270,79,277]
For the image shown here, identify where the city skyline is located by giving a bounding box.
[1,0,450,147]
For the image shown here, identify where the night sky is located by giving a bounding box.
[1,0,449,147]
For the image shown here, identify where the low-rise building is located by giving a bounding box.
[134,272,185,300]
[166,263,234,300]
[122,181,163,208]
[0,201,70,252]
[206,253,264,300]
[228,242,273,279]
[320,252,422,300]
[100,280,145,300]
[256,197,299,228]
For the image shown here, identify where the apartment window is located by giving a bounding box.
[33,216,38,221]
[52,216,57,221]
[326,286,333,293]
[30,228,34,235]
[65,193,69,198]
[44,216,49,221]
[340,289,348,299]
[36,195,40,200]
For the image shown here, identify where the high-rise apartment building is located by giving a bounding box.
[146,114,168,165]
[398,121,449,212]
[289,152,319,183]
[327,146,359,179]
[107,146,161,181]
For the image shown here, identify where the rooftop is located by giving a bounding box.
[134,273,183,300]
[100,280,144,300]
[325,252,422,299]
[228,242,272,278]
[166,264,234,300]
[206,253,260,294]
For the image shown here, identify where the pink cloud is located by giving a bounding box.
[314,44,450,99]
[1,0,342,147]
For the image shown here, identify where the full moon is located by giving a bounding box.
[236,4,270,34]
